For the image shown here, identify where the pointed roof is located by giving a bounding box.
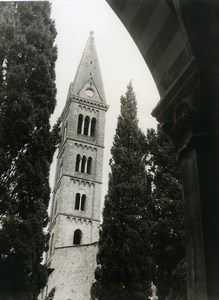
[69,31,106,104]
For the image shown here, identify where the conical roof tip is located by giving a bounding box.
[69,31,106,104]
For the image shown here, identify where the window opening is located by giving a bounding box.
[75,193,86,211]
[90,118,96,137]
[75,193,80,210]
[85,88,94,97]
[73,229,82,245]
[81,194,86,211]
[84,116,90,135]
[77,114,83,134]
[87,157,92,174]
[75,154,80,171]
[81,156,86,173]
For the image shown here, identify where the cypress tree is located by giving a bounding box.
[147,125,186,300]
[91,82,153,300]
[0,2,58,299]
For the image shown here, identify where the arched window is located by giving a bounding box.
[90,118,96,137]
[75,193,80,210]
[81,156,86,173]
[77,114,83,134]
[81,194,86,211]
[84,116,90,135]
[73,229,82,245]
[87,157,92,174]
[75,154,80,171]
[75,193,86,211]
[75,155,92,174]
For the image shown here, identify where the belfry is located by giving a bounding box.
[40,31,108,300]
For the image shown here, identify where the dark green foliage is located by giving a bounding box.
[0,2,59,299]
[91,82,153,300]
[147,125,187,300]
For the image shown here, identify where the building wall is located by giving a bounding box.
[42,32,107,300]
[60,101,106,149]
[39,243,98,300]
[55,214,100,248]
[48,175,101,247]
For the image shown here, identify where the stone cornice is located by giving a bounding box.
[61,95,109,121]
[48,212,100,231]
[52,173,102,194]
[57,137,104,159]
[55,241,98,250]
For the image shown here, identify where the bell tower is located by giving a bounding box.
[47,31,108,259]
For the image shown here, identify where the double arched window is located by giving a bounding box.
[75,155,92,174]
[75,193,86,211]
[73,229,82,245]
[77,114,96,137]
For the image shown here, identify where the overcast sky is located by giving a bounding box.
[50,0,160,211]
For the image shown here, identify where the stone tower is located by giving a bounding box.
[40,31,108,300]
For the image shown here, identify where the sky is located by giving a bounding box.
[50,0,160,211]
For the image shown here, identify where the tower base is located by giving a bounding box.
[39,243,98,300]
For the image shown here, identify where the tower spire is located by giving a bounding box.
[69,31,106,103]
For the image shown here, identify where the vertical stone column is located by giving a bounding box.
[180,133,219,300]
[153,72,219,300]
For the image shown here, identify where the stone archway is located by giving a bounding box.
[106,1,219,299]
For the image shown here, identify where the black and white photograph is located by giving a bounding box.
[0,1,218,300]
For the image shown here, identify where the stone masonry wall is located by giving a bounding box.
[55,214,100,248]
[39,243,98,300]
